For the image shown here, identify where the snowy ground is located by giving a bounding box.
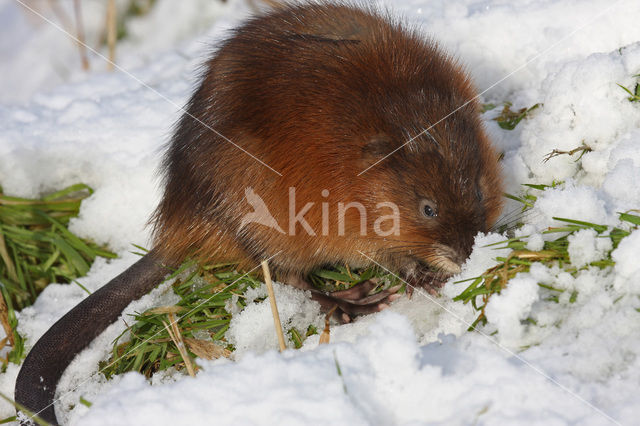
[1,0,640,424]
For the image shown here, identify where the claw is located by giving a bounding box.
[420,275,446,296]
[294,278,404,323]
[377,303,389,311]
[405,269,449,297]
[406,284,414,299]
[330,279,379,300]
[387,294,402,303]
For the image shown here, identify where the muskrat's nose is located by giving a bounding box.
[446,261,462,275]
[432,244,464,275]
[457,242,474,265]
[448,235,475,267]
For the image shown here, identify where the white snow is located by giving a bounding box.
[226,282,323,354]
[71,312,623,425]
[484,274,539,345]
[567,228,612,268]
[1,0,640,425]
[612,229,640,293]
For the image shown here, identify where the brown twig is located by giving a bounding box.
[106,0,116,70]
[184,338,231,360]
[0,292,14,346]
[162,313,196,377]
[543,143,592,163]
[73,0,90,70]
[319,305,337,345]
[261,260,286,351]
[47,0,73,34]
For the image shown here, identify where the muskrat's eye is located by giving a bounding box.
[476,188,484,201]
[420,200,438,218]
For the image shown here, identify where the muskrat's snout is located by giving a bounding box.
[432,211,486,272]
[429,243,464,275]
[402,235,473,293]
[451,231,477,267]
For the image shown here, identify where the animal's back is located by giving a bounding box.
[151,3,488,275]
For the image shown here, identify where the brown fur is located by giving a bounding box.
[151,3,503,283]
[14,6,505,423]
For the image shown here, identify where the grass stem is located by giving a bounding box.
[262,260,286,352]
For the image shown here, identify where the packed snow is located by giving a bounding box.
[1,0,640,424]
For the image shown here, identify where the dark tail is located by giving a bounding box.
[15,250,170,425]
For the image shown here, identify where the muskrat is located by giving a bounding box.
[15,3,503,424]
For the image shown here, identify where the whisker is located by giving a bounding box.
[491,207,543,233]
[493,206,527,228]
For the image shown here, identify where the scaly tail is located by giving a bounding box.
[15,250,170,425]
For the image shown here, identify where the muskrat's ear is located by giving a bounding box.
[360,135,393,161]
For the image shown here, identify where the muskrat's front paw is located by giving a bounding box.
[314,280,402,323]
[286,275,402,323]
[405,273,447,298]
